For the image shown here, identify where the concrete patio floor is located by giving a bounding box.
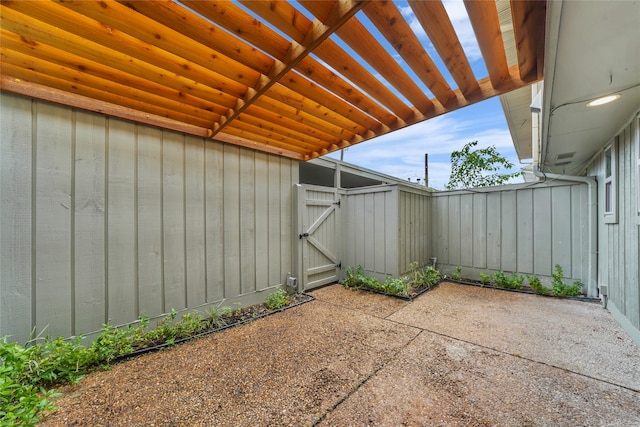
[44,282,640,426]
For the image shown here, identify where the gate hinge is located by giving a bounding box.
[299,232,309,239]
[333,199,341,207]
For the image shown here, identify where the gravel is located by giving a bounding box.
[40,282,640,426]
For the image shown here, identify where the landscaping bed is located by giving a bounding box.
[0,290,313,425]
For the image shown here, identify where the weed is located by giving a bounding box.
[550,264,583,296]
[264,289,290,310]
[478,272,490,286]
[452,265,462,281]
[527,275,549,295]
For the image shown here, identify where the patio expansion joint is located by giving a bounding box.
[311,329,426,426]
[395,323,640,394]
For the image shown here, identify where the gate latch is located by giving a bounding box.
[333,199,341,207]
[299,232,309,239]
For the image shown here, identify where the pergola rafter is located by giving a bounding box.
[0,0,545,161]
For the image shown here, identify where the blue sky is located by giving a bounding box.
[317,0,525,190]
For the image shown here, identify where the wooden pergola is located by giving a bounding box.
[0,0,545,160]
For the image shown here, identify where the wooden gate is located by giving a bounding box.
[296,184,341,291]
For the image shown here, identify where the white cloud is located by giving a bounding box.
[326,104,523,190]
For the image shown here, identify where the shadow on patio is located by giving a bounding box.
[43,282,640,426]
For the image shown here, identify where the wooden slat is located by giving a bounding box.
[252,96,355,142]
[363,1,456,106]
[229,119,322,153]
[278,70,382,131]
[265,84,363,136]
[55,0,259,89]
[301,1,433,113]
[0,75,212,138]
[240,0,414,120]
[1,29,228,117]
[0,6,238,109]
[510,0,546,82]
[463,0,511,89]
[408,0,480,98]
[119,0,275,76]
[1,48,219,125]
[207,0,368,138]
[0,58,215,129]
[3,2,246,100]
[344,65,538,146]
[295,55,398,128]
[236,113,328,149]
[244,104,345,147]
[181,0,397,128]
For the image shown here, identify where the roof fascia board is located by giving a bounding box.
[539,0,563,171]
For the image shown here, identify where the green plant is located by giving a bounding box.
[506,272,524,290]
[478,273,490,286]
[527,275,549,295]
[446,141,523,189]
[452,266,462,281]
[383,276,406,295]
[492,271,509,287]
[264,289,290,310]
[550,264,583,296]
[491,271,523,290]
[205,304,230,329]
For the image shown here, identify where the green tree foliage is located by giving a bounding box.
[446,141,523,190]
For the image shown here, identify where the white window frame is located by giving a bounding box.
[604,138,618,224]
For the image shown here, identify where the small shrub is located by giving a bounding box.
[492,271,523,290]
[264,289,290,310]
[550,264,583,296]
[452,266,462,280]
[478,273,490,286]
[383,276,406,295]
[343,262,440,297]
[492,271,509,287]
[527,275,549,295]
[507,273,524,290]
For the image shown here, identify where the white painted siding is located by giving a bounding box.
[0,93,298,343]
[587,115,640,341]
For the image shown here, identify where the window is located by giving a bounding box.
[604,138,617,224]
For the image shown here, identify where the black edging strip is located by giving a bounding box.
[445,279,601,303]
[112,293,315,364]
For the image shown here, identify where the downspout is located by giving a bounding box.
[532,167,598,298]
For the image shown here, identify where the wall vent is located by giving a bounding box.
[556,152,575,160]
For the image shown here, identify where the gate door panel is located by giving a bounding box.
[297,185,341,290]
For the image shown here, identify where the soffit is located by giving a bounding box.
[0,0,545,160]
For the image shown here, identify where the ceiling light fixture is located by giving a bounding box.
[586,94,621,107]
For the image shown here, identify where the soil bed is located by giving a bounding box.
[114,293,314,363]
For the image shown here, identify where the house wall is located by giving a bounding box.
[0,92,298,344]
[586,114,640,343]
[430,182,591,288]
[342,185,431,281]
